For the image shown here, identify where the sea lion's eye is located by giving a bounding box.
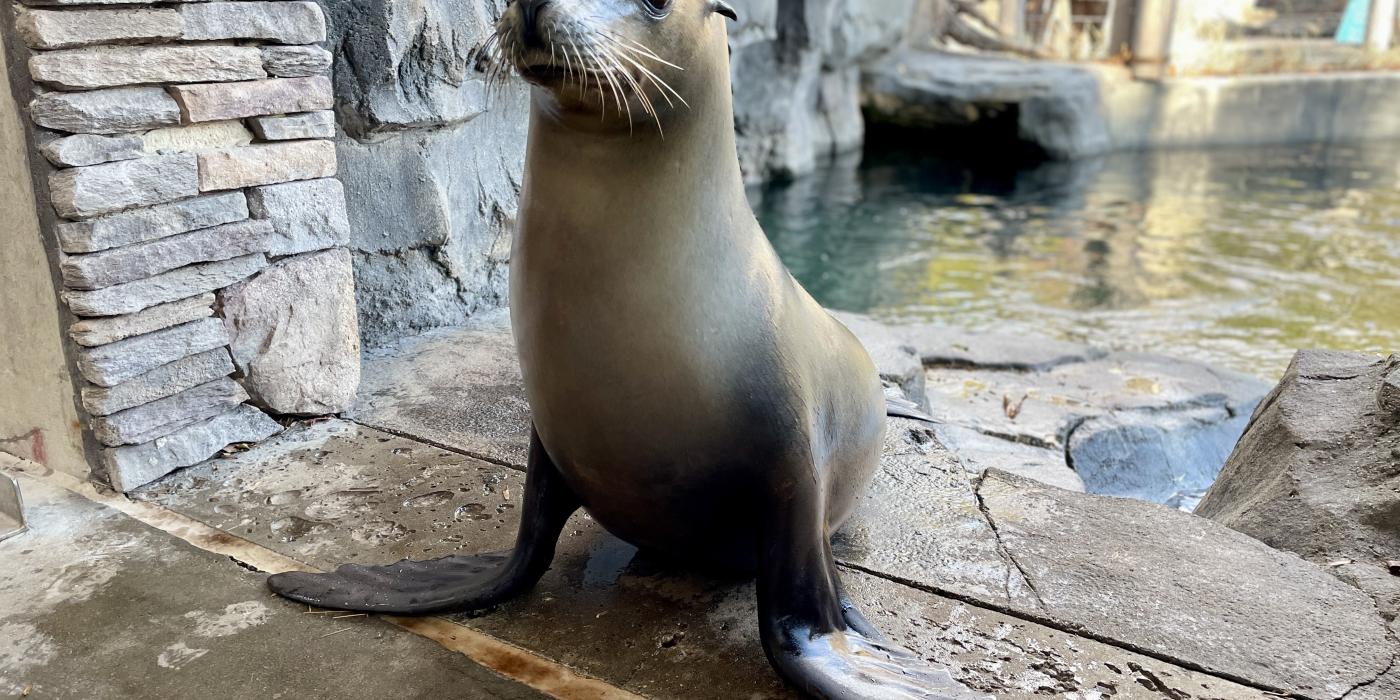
[642,0,671,17]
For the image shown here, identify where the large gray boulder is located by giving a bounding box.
[1198,351,1400,592]
[862,50,1111,160]
[220,249,361,415]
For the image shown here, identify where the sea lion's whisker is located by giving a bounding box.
[614,35,685,71]
[605,42,686,109]
[605,46,673,114]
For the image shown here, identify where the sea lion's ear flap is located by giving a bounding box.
[712,0,738,21]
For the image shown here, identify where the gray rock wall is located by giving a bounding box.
[3,0,362,490]
[325,0,914,347]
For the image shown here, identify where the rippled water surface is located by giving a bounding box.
[754,142,1400,379]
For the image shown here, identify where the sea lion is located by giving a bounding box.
[269,1,983,697]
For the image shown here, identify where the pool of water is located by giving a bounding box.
[753,141,1400,380]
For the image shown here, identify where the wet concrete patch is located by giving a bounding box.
[1,476,545,700]
[348,309,531,468]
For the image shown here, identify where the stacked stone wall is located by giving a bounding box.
[4,0,359,491]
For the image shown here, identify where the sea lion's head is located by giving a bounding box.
[487,0,737,133]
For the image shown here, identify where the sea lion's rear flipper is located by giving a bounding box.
[267,428,579,615]
[756,469,988,700]
[886,394,937,424]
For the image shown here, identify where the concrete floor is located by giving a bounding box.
[0,472,546,700]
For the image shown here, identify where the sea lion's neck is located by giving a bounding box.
[518,56,752,253]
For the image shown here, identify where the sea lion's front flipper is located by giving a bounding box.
[756,471,988,700]
[267,428,579,615]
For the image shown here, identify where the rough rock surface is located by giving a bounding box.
[40,133,144,167]
[261,45,332,77]
[171,77,334,123]
[919,338,1269,506]
[249,111,336,141]
[197,140,336,191]
[246,177,349,256]
[64,253,268,317]
[29,45,266,90]
[862,50,1111,160]
[933,423,1085,492]
[29,86,181,135]
[178,2,327,44]
[104,404,282,492]
[56,192,249,253]
[60,220,271,290]
[90,378,249,446]
[81,348,235,416]
[220,249,360,415]
[15,7,182,49]
[74,316,229,388]
[48,153,199,219]
[68,292,214,347]
[140,120,254,154]
[1198,351,1400,590]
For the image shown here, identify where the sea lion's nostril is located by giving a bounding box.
[520,0,552,47]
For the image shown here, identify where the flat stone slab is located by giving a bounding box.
[90,377,248,446]
[82,347,234,416]
[905,326,1106,372]
[978,469,1394,698]
[69,293,214,347]
[40,133,144,167]
[56,192,249,254]
[197,139,336,192]
[0,474,543,699]
[48,153,198,219]
[64,253,267,317]
[349,309,531,466]
[261,45,332,78]
[933,423,1085,492]
[104,405,281,492]
[178,2,326,44]
[75,316,228,387]
[29,44,265,90]
[15,7,181,49]
[61,220,271,290]
[29,86,181,135]
[249,111,336,142]
[171,77,333,124]
[134,420,1272,700]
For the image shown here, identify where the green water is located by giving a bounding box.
[753,142,1400,379]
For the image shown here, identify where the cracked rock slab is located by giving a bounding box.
[835,419,1040,612]
[933,423,1085,492]
[977,469,1395,699]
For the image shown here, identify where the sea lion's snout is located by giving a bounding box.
[482,0,715,132]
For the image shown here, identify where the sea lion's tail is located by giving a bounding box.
[886,395,937,424]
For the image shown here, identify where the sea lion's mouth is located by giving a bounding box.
[518,63,572,86]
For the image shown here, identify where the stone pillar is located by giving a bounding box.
[1367,0,1398,51]
[1,0,360,491]
[1130,0,1178,79]
[1000,0,1026,40]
